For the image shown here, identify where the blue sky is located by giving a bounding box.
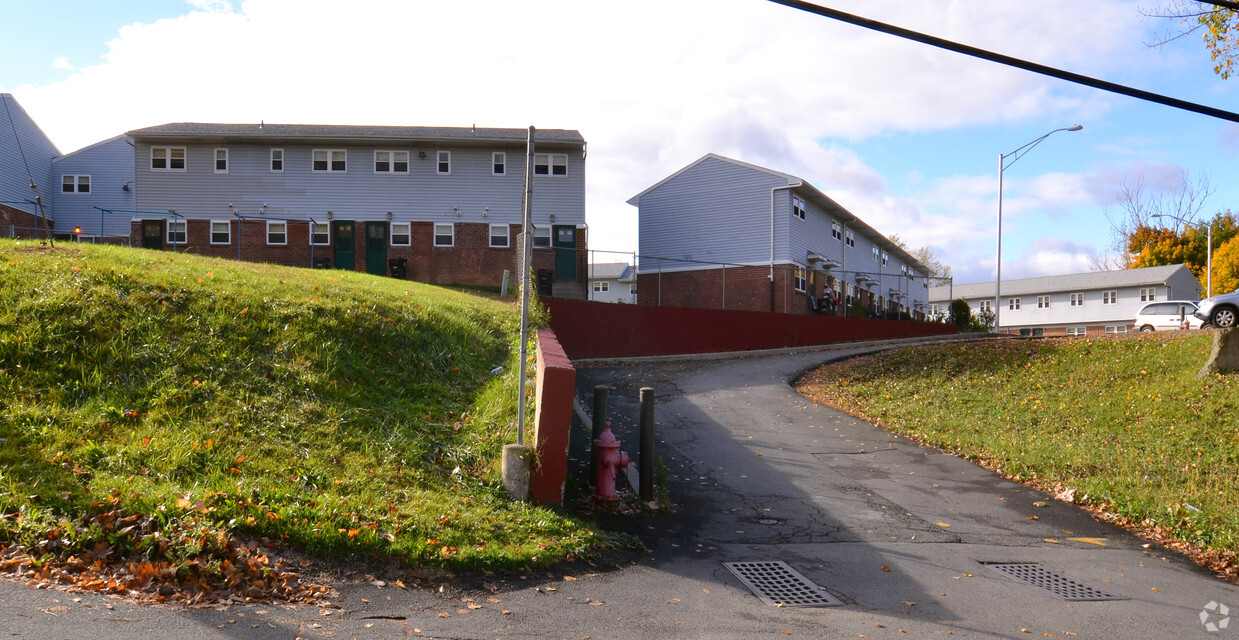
[3,0,1237,286]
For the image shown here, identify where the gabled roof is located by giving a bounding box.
[626,152,925,272]
[125,123,584,147]
[929,264,1200,300]
[52,134,129,161]
[589,262,634,281]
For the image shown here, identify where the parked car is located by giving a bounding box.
[1134,301,1205,331]
[1195,289,1239,328]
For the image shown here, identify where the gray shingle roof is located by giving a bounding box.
[589,262,634,281]
[929,264,1195,301]
[125,123,584,146]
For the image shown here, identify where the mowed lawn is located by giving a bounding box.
[0,240,598,602]
[796,332,1239,579]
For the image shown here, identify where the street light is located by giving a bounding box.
[1152,213,1212,297]
[995,125,1083,333]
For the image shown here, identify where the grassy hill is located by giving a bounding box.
[0,239,596,601]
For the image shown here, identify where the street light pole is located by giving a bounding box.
[995,125,1083,333]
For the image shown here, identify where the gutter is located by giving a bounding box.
[770,182,803,312]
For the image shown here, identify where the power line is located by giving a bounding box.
[1196,1,1239,12]
[767,0,1239,124]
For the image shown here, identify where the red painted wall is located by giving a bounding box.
[543,298,956,360]
[531,328,576,505]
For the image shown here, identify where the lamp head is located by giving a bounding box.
[1067,125,1083,131]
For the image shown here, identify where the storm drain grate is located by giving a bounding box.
[983,563,1126,601]
[723,561,844,607]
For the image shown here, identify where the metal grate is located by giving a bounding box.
[984,563,1125,601]
[723,561,844,607]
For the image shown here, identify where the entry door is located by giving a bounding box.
[365,221,388,276]
[332,221,355,271]
[553,225,576,281]
[141,220,163,249]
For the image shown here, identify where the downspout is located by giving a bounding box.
[770,182,802,313]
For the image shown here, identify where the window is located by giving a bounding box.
[872,246,880,262]
[1009,298,1021,310]
[167,220,186,243]
[1066,327,1086,336]
[881,252,889,266]
[978,300,992,313]
[267,221,287,245]
[793,266,807,292]
[831,221,842,240]
[375,150,409,173]
[1140,288,1156,302]
[313,149,346,172]
[533,226,551,247]
[390,222,410,246]
[214,148,228,173]
[493,152,506,175]
[437,150,451,174]
[593,281,609,292]
[61,175,90,193]
[1103,290,1117,304]
[534,153,567,176]
[792,196,807,220]
[1070,293,1084,307]
[210,220,230,244]
[434,223,453,246]
[151,147,186,171]
[630,284,637,296]
[1037,295,1051,309]
[1105,325,1128,334]
[270,149,284,172]
[845,230,855,247]
[929,304,940,317]
[310,222,329,245]
[489,224,510,248]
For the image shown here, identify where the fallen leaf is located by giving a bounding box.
[395,580,406,589]
[467,603,482,610]
[438,612,451,618]
[587,599,604,606]
[1043,538,1060,544]
[936,522,951,528]
[881,565,891,572]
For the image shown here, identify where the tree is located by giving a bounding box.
[1100,172,1214,270]
[1145,2,1239,79]
[887,234,952,279]
[1212,235,1239,294]
[1127,210,1237,286]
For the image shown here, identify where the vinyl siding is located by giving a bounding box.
[1,94,59,217]
[50,136,136,238]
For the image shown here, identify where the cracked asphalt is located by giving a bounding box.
[4,339,1239,638]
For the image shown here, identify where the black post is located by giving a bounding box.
[590,385,609,485]
[639,386,655,502]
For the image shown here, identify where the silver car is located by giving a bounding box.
[1195,289,1239,328]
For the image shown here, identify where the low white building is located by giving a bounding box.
[589,262,637,303]
[928,264,1202,336]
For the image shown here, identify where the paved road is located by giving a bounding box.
[4,341,1238,638]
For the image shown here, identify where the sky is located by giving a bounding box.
[3,0,1237,286]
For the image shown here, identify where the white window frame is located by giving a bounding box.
[374,150,409,174]
[61,174,90,193]
[978,300,992,313]
[266,220,287,245]
[872,246,880,262]
[1140,288,1156,302]
[437,150,451,175]
[881,252,889,266]
[151,146,186,172]
[831,221,842,240]
[492,152,506,176]
[845,230,855,247]
[593,281,609,292]
[210,220,231,245]
[489,223,510,248]
[792,196,807,221]
[1070,293,1084,307]
[310,222,330,245]
[270,148,284,173]
[534,153,567,176]
[313,149,347,173]
[214,148,229,174]
[629,284,637,296]
[533,225,551,247]
[1105,325,1128,334]
[1066,327,1086,336]
[793,266,807,292]
[1008,298,1021,311]
[1103,290,1118,305]
[434,223,453,247]
[1037,295,1050,309]
[166,220,186,243]
[390,222,411,246]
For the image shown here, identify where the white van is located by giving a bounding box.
[1134,301,1204,331]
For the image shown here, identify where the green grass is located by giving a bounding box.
[796,333,1239,555]
[0,239,596,581]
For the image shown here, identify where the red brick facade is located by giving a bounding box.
[128,218,586,290]
[1,204,52,239]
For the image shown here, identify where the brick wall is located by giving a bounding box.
[1,204,52,239]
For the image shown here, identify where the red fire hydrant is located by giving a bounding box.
[593,421,629,501]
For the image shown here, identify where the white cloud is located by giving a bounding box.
[51,57,74,71]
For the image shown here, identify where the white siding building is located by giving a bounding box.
[589,262,637,303]
[928,264,1203,336]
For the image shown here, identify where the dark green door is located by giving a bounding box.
[332,221,354,271]
[141,220,163,249]
[365,221,387,276]
[553,225,575,281]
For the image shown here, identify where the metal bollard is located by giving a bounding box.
[639,386,655,502]
[590,385,609,485]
